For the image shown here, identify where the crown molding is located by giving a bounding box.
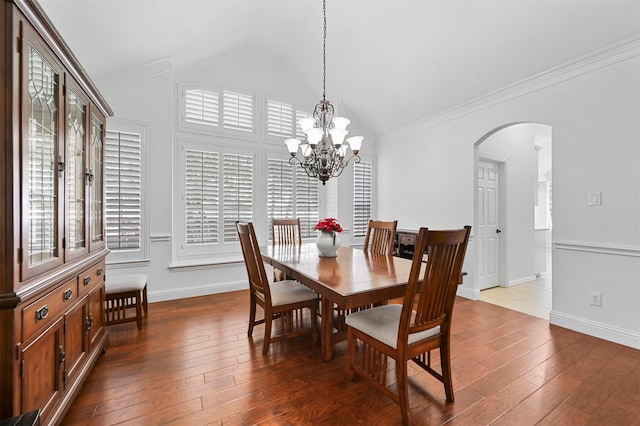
[96,56,174,95]
[380,36,640,140]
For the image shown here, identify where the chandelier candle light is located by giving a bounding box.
[284,0,364,185]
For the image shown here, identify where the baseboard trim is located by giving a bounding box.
[549,310,640,350]
[457,285,479,300]
[149,281,247,303]
[506,275,538,287]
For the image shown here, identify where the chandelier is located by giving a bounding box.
[284,0,363,185]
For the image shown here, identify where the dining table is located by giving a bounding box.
[261,242,416,361]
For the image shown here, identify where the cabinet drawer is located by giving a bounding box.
[23,277,78,341]
[78,260,106,296]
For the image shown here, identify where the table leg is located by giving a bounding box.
[321,295,333,361]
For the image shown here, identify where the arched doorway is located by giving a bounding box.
[473,122,552,319]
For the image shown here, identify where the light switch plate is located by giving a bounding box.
[589,192,602,206]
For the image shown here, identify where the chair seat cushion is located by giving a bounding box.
[271,280,317,306]
[345,304,440,349]
[106,274,148,293]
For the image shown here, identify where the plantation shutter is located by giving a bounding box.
[105,130,142,250]
[353,161,373,238]
[223,153,253,242]
[267,159,294,236]
[267,100,293,138]
[223,90,253,132]
[184,149,219,245]
[295,168,319,238]
[185,89,219,127]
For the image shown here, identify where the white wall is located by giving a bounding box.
[377,46,640,349]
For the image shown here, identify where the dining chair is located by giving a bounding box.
[363,219,398,255]
[334,219,398,331]
[271,218,302,281]
[346,226,471,425]
[237,221,318,355]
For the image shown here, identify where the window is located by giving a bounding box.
[266,100,293,138]
[267,157,319,238]
[180,143,253,256]
[353,161,373,238]
[185,89,218,127]
[223,90,253,133]
[265,98,311,142]
[105,119,148,263]
[179,84,255,138]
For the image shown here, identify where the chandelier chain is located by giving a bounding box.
[322,0,327,101]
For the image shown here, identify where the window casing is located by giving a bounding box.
[104,119,149,263]
[353,161,373,238]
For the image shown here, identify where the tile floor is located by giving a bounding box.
[479,250,552,320]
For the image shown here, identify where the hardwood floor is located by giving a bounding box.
[62,290,640,425]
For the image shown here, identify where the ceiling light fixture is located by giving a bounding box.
[284,0,363,185]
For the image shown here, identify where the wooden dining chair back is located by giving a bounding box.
[271,218,302,281]
[272,218,302,245]
[346,226,471,425]
[237,221,318,355]
[363,219,398,255]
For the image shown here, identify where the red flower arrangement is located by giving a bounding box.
[314,217,343,233]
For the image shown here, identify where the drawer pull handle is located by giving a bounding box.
[36,305,49,322]
[63,289,73,300]
[84,276,91,286]
[97,268,104,276]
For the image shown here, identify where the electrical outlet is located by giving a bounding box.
[589,292,602,307]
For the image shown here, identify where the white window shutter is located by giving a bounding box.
[353,161,373,238]
[267,100,294,138]
[185,89,219,127]
[184,149,219,245]
[223,90,253,132]
[105,130,142,250]
[295,167,319,238]
[223,153,253,242]
[267,158,295,235]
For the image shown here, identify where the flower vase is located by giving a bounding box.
[316,230,341,258]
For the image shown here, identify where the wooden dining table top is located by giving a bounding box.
[260,243,416,309]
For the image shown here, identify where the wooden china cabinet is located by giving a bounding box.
[0,0,112,424]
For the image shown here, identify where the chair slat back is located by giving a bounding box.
[237,222,271,304]
[399,226,471,341]
[363,220,398,255]
[272,218,302,246]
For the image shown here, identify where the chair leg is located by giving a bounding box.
[262,313,273,356]
[346,328,356,381]
[142,284,148,315]
[396,359,412,426]
[248,297,257,337]
[440,342,455,402]
[135,290,143,331]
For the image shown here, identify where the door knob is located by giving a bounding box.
[496,229,502,234]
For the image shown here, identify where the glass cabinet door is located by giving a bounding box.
[65,82,89,261]
[22,40,64,279]
[89,110,106,252]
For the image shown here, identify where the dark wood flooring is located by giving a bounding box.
[62,290,640,425]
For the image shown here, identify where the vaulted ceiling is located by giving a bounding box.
[39,0,640,136]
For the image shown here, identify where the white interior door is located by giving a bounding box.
[477,159,501,290]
